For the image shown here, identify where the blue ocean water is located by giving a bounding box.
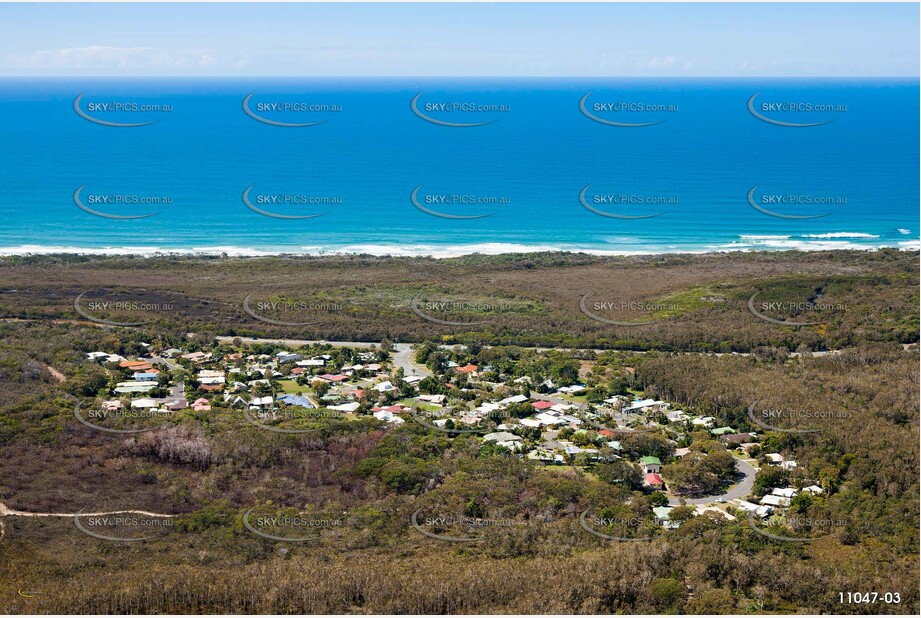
[0,78,917,256]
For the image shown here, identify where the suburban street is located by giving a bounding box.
[667,456,758,507]
[212,336,431,377]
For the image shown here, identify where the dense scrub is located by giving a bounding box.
[0,251,917,614]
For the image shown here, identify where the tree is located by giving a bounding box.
[668,505,697,524]
[621,431,675,460]
[752,466,786,496]
[649,492,670,507]
[66,366,109,397]
[686,588,735,614]
[312,380,330,398]
[648,578,685,610]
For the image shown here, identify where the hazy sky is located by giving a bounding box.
[0,2,917,77]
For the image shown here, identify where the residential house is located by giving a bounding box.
[640,456,662,474]
[653,506,679,528]
[623,399,669,414]
[483,431,523,450]
[760,494,790,508]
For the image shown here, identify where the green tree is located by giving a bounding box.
[649,578,685,610]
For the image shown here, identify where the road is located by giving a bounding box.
[213,337,431,378]
[142,356,185,399]
[392,343,432,378]
[0,501,176,519]
[667,456,757,507]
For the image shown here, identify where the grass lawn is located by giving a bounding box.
[277,379,310,395]
[398,398,442,411]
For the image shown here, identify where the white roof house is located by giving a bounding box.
[114,381,157,393]
[373,410,405,424]
[760,494,790,508]
[736,500,773,518]
[329,401,361,413]
[417,394,446,404]
[623,399,668,413]
[483,431,522,444]
[535,412,566,426]
[374,380,397,393]
[297,359,326,367]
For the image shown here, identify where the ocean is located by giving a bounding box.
[0,78,917,257]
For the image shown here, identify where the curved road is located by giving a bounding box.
[667,456,757,507]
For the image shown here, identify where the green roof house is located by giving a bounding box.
[640,455,662,473]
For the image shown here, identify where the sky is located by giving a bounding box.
[0,2,917,77]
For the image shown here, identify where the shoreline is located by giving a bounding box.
[1,240,918,260]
